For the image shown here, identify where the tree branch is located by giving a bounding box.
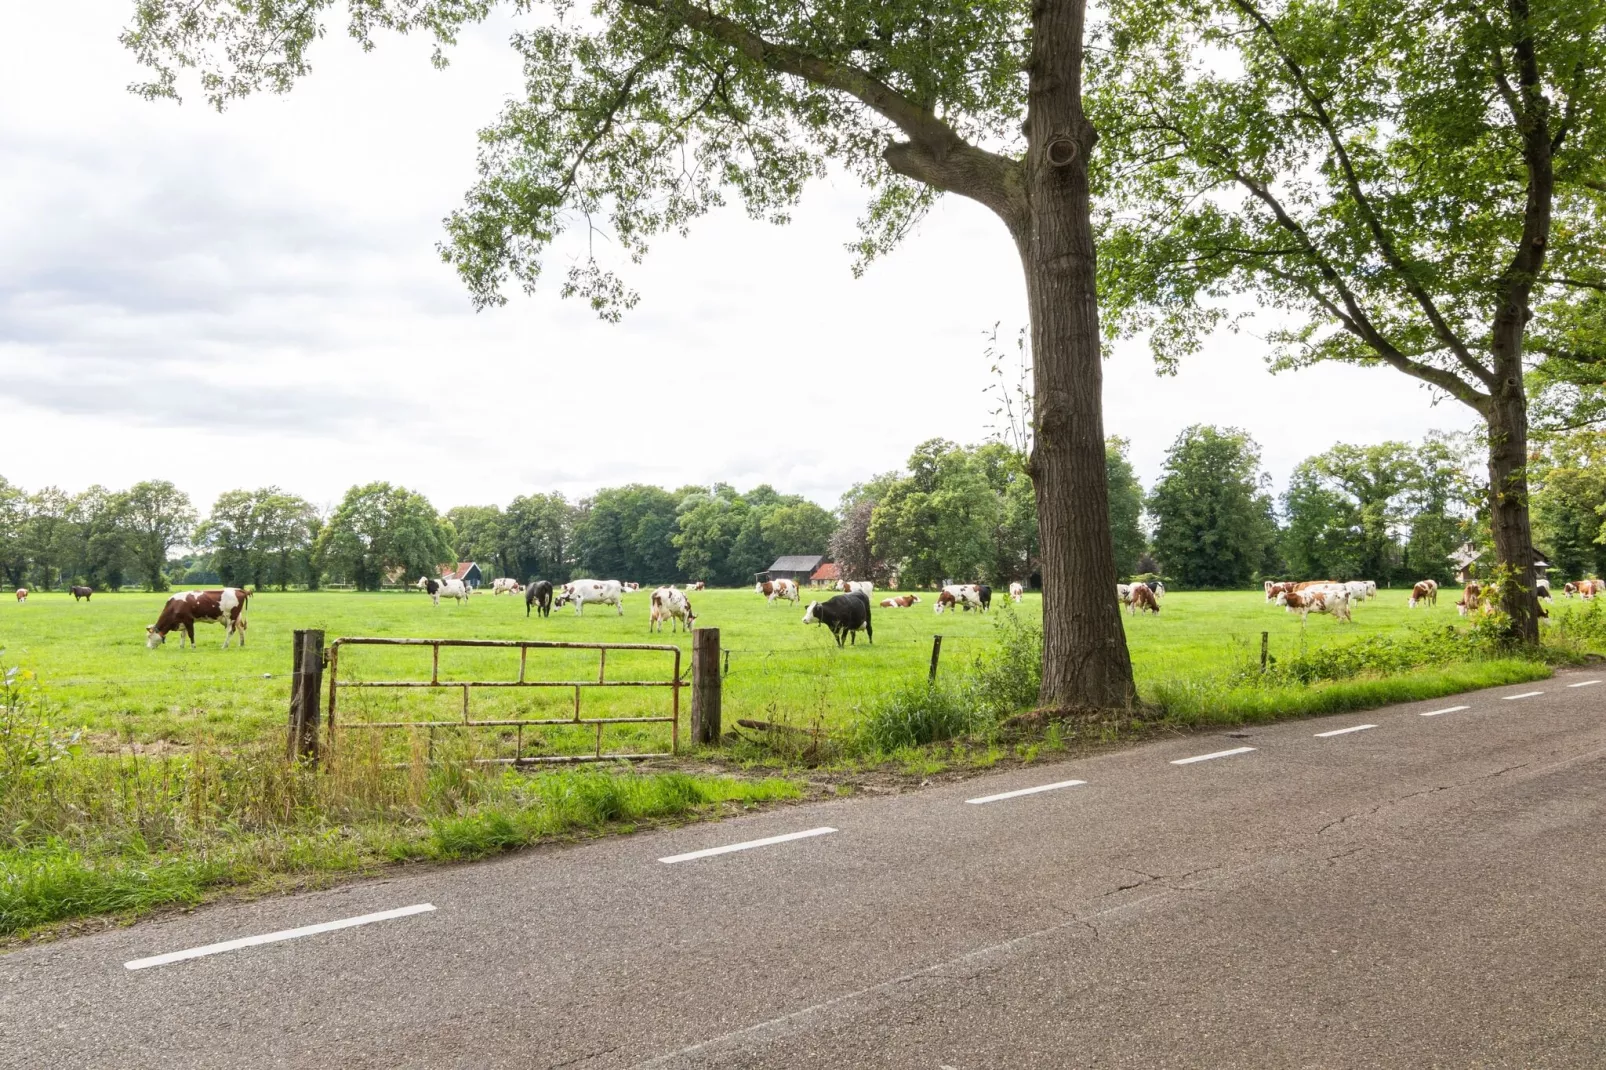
[1260,268,1490,407]
[624,0,1026,225]
[1229,0,1491,387]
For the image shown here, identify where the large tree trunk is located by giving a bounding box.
[1485,351,1541,644]
[1020,0,1138,711]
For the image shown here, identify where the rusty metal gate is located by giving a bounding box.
[326,637,682,763]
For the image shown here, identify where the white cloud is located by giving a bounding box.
[0,3,1479,518]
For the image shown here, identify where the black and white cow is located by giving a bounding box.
[802,591,873,647]
[526,579,554,618]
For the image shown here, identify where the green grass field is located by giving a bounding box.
[0,585,1552,756]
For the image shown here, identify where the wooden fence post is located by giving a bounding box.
[287,629,325,764]
[1260,631,1269,672]
[928,634,943,684]
[691,627,722,746]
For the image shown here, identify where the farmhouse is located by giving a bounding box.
[440,562,484,589]
[1449,542,1551,585]
[809,561,840,588]
[759,555,826,586]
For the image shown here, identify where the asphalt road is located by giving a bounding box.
[4,672,1604,1069]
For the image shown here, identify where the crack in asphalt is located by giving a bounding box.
[1315,760,1540,837]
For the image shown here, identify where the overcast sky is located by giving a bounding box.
[0,4,1479,517]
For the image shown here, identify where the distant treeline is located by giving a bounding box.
[2,427,1600,593]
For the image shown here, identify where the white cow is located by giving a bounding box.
[490,577,523,596]
[649,586,696,632]
[417,576,470,606]
[1116,583,1133,607]
[839,580,875,598]
[1009,582,1024,603]
[555,579,625,615]
[1343,580,1371,603]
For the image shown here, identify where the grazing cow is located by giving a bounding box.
[525,579,553,618]
[839,580,875,598]
[69,585,93,601]
[1408,581,1438,609]
[490,577,523,596]
[976,584,992,612]
[417,577,470,606]
[1277,588,1351,623]
[1455,582,1487,617]
[1151,581,1166,602]
[1579,579,1601,600]
[621,582,641,593]
[755,579,800,604]
[689,581,706,591]
[649,586,696,633]
[934,584,983,614]
[1009,581,1024,603]
[146,588,250,649]
[1129,583,1160,615]
[879,594,921,608]
[15,588,26,603]
[1344,581,1371,603]
[802,592,873,646]
[555,579,626,615]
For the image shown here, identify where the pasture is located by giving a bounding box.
[0,584,1526,756]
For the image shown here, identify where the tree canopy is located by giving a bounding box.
[1148,426,1278,587]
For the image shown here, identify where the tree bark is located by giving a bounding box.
[1019,0,1138,711]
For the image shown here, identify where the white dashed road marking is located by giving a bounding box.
[1171,747,1256,766]
[1503,691,1545,701]
[1314,724,1377,738]
[660,827,837,864]
[1567,680,1601,688]
[125,903,436,971]
[1421,705,1469,717]
[966,779,1087,805]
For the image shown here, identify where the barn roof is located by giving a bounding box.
[768,555,826,573]
[811,562,840,581]
[440,562,479,581]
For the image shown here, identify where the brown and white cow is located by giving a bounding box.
[1576,579,1601,600]
[838,580,875,598]
[879,594,921,608]
[649,586,696,633]
[146,588,250,649]
[934,584,982,614]
[490,578,523,596]
[1455,582,1488,617]
[1009,582,1024,603]
[1277,587,1351,623]
[1407,580,1438,609]
[15,588,26,603]
[755,579,800,604]
[689,581,706,591]
[1128,583,1160,615]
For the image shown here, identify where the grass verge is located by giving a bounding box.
[1,665,799,939]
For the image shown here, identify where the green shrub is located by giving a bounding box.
[858,681,987,752]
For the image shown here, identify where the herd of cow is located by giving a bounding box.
[1262,574,1601,624]
[13,570,1600,651]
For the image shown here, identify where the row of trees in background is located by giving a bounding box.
[1,425,1599,592]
